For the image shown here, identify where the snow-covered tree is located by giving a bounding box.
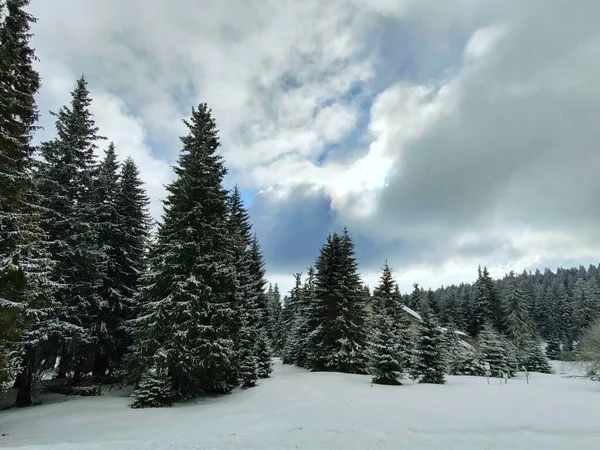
[0,0,67,405]
[130,369,177,409]
[577,319,600,380]
[477,325,509,377]
[92,143,122,377]
[469,267,501,336]
[38,76,107,381]
[266,283,283,354]
[128,104,239,402]
[281,273,303,365]
[307,230,368,374]
[237,323,258,389]
[411,308,445,384]
[545,337,561,360]
[521,337,552,373]
[368,313,403,385]
[111,156,151,373]
[256,331,273,379]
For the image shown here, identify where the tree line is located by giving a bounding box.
[0,0,274,409]
[274,232,555,386]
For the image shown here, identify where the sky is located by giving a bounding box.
[27,0,600,296]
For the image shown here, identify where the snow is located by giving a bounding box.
[1,360,600,449]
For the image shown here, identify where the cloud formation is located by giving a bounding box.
[28,0,600,295]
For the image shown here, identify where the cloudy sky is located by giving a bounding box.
[29,0,600,295]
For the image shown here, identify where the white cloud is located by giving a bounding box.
[28,0,600,295]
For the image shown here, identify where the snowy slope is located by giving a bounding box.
[1,360,600,449]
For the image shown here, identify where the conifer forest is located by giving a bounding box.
[1,0,600,428]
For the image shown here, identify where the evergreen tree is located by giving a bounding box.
[411,307,445,384]
[442,322,461,374]
[573,278,600,337]
[92,143,121,377]
[0,0,65,405]
[266,283,283,354]
[371,261,396,318]
[112,156,151,372]
[478,325,508,377]
[127,104,239,402]
[368,313,403,385]
[38,76,107,381]
[307,230,368,374]
[545,337,561,360]
[256,330,273,379]
[237,322,258,389]
[281,273,303,364]
[469,267,501,336]
[130,369,177,409]
[407,283,422,310]
[521,336,552,373]
[248,235,269,334]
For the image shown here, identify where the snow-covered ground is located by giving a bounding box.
[1,360,599,449]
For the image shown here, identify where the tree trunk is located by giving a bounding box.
[92,352,108,378]
[14,349,35,407]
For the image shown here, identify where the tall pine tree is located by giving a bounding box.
[0,0,59,405]
[307,230,368,374]
[38,76,106,381]
[112,156,151,373]
[127,104,239,404]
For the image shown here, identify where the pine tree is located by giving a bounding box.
[38,76,107,381]
[411,307,445,384]
[368,313,403,385]
[130,369,177,409]
[442,322,461,374]
[545,337,561,360]
[248,235,269,335]
[281,273,303,364]
[256,330,273,379]
[573,278,600,337]
[92,143,121,377]
[408,283,422,310]
[127,104,239,402]
[112,157,151,373]
[307,230,368,374]
[0,0,63,405]
[266,283,283,354]
[478,325,508,377]
[521,336,552,373]
[237,322,258,389]
[469,267,501,336]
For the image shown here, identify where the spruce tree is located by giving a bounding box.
[127,104,239,403]
[0,0,61,405]
[92,143,121,377]
[281,273,303,364]
[256,330,273,379]
[130,370,176,409]
[521,336,552,373]
[368,313,403,385]
[545,337,561,360]
[112,156,151,372]
[411,307,445,384]
[237,322,258,389]
[478,325,508,377]
[307,230,368,374]
[38,76,107,381]
[266,283,283,354]
[469,267,501,336]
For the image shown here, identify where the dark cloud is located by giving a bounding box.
[249,187,336,273]
[361,0,600,273]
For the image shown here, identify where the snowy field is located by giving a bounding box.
[1,360,599,450]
